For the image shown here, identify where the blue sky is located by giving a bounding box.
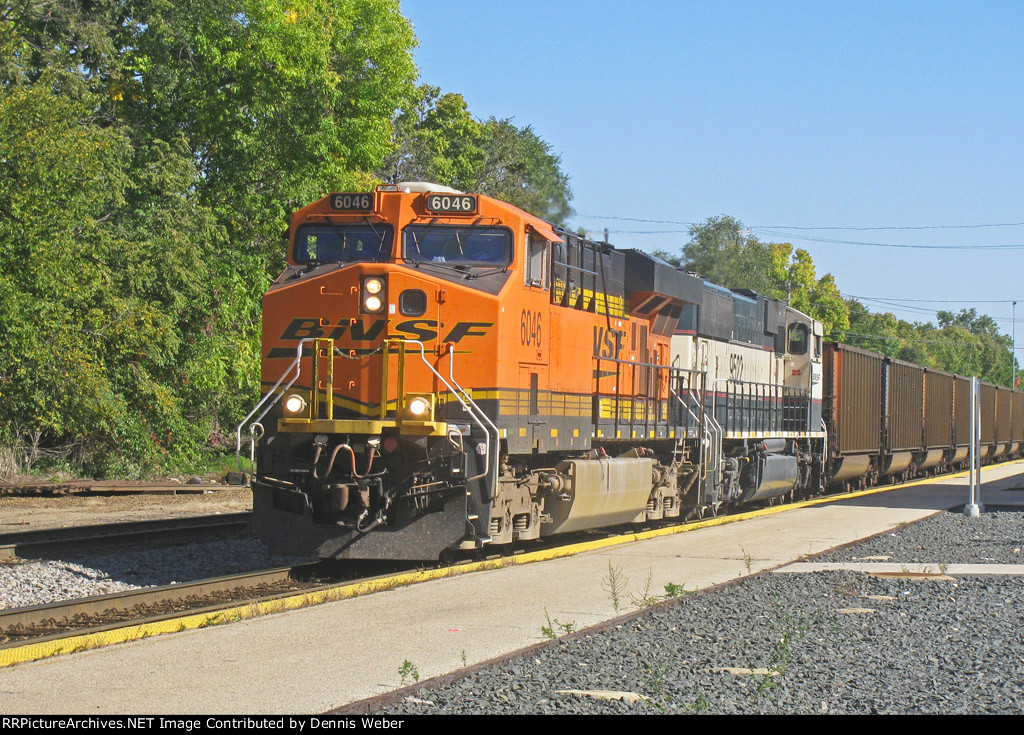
[402,1,1024,338]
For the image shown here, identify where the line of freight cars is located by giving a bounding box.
[823,342,1023,490]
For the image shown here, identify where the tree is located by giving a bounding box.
[656,216,851,336]
[0,0,420,475]
[379,84,574,225]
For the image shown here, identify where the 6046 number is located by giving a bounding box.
[521,310,542,347]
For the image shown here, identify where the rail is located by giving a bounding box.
[390,339,497,489]
[593,355,704,439]
[711,377,812,434]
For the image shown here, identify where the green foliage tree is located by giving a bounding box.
[0,0,418,476]
[655,216,851,336]
[842,303,1016,384]
[379,84,573,225]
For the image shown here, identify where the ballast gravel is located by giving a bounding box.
[0,537,303,610]
[383,508,1024,715]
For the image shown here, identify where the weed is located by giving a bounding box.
[642,663,669,696]
[691,691,710,713]
[640,663,673,713]
[398,660,420,686]
[460,650,467,667]
[755,596,817,703]
[740,546,754,574]
[663,582,689,598]
[630,570,660,608]
[602,561,629,613]
[939,562,950,575]
[541,608,578,639]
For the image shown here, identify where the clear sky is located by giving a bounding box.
[402,0,1024,339]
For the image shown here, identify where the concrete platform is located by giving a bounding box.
[2,461,1023,714]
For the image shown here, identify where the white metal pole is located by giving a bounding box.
[975,381,984,511]
[1013,301,1017,389]
[965,376,980,517]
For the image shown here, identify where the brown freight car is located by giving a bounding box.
[922,367,954,472]
[951,374,973,467]
[884,357,925,481]
[993,386,1012,458]
[980,382,996,458]
[1013,390,1024,456]
[823,343,883,487]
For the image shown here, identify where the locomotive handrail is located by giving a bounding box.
[669,382,708,482]
[711,377,812,434]
[394,339,497,495]
[446,343,500,492]
[698,383,723,482]
[235,338,314,471]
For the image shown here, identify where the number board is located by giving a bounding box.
[329,192,373,211]
[424,193,477,215]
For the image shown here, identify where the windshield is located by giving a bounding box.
[294,223,393,264]
[403,225,512,266]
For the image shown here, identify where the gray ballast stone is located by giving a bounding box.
[0,537,303,610]
[382,509,1024,715]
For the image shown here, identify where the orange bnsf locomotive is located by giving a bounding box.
[237,183,1019,560]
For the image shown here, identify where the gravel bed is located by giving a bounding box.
[382,509,1024,714]
[817,507,1024,565]
[0,537,304,610]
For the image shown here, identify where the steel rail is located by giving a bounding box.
[0,512,252,561]
[0,562,325,640]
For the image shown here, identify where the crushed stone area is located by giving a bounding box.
[0,486,252,532]
[382,510,1024,715]
[817,507,1024,565]
[0,536,304,610]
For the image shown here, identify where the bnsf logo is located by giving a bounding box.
[278,318,492,344]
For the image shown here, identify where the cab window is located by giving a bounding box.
[403,225,512,266]
[787,323,809,355]
[294,223,393,264]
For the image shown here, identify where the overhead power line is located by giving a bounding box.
[577,214,1024,249]
[846,295,1020,304]
[577,214,1024,231]
[753,229,1024,250]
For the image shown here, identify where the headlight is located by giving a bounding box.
[406,396,431,417]
[284,394,307,414]
[364,294,383,312]
[361,276,386,313]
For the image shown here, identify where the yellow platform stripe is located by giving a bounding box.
[3,458,1019,669]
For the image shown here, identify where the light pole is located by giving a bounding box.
[1013,301,1018,389]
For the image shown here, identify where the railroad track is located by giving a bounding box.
[0,480,246,496]
[0,463,1010,659]
[0,562,324,644]
[0,558,419,648]
[0,512,252,561]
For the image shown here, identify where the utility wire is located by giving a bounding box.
[576,214,1024,249]
[577,214,1024,231]
[846,295,1020,304]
